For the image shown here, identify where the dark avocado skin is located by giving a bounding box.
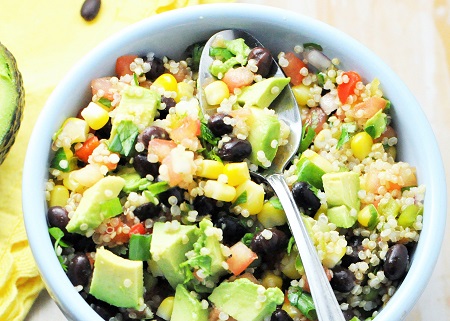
[0,42,24,165]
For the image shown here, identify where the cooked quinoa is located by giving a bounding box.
[45,35,424,321]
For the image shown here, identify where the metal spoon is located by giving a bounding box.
[198,29,346,321]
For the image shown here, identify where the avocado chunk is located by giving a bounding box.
[89,247,143,308]
[150,221,198,288]
[171,284,208,321]
[326,205,357,228]
[358,203,379,229]
[246,107,281,168]
[209,278,284,321]
[364,109,387,139]
[322,172,361,211]
[66,176,125,234]
[295,150,335,189]
[295,157,326,190]
[109,84,160,143]
[181,219,227,292]
[209,38,251,77]
[237,77,290,109]
[0,43,24,165]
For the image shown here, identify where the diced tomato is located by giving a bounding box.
[222,66,255,93]
[75,136,100,163]
[281,52,308,86]
[115,55,138,77]
[171,63,190,82]
[129,223,146,235]
[337,71,361,104]
[304,107,327,135]
[350,96,388,120]
[226,241,258,276]
[170,116,201,143]
[91,77,114,100]
[147,139,177,162]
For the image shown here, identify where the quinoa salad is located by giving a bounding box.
[45,33,425,321]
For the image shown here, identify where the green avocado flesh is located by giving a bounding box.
[0,43,24,165]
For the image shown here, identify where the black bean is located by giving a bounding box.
[85,295,117,320]
[133,154,159,178]
[215,215,248,246]
[158,96,176,119]
[217,138,252,162]
[80,0,101,22]
[47,206,70,232]
[207,113,233,137]
[137,126,170,148]
[341,236,363,267]
[330,266,356,293]
[291,181,321,216]
[271,308,294,321]
[342,308,356,321]
[145,57,165,81]
[250,228,288,257]
[248,47,273,78]
[383,243,409,281]
[67,253,92,287]
[158,186,185,207]
[134,202,160,220]
[95,118,112,140]
[193,195,217,217]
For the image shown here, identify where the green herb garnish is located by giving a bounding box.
[233,191,248,206]
[299,125,316,153]
[48,227,69,271]
[303,42,323,51]
[97,97,112,108]
[337,122,357,149]
[288,286,317,321]
[108,120,139,156]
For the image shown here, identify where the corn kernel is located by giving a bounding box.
[196,159,224,179]
[233,180,264,215]
[59,117,89,144]
[351,131,373,160]
[280,251,302,279]
[156,296,175,320]
[175,81,194,103]
[81,102,110,130]
[204,180,236,202]
[49,185,70,207]
[282,303,302,319]
[291,84,311,106]
[261,271,283,289]
[204,80,230,105]
[257,200,287,228]
[153,73,178,92]
[223,162,250,186]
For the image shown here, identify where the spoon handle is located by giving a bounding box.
[267,174,346,321]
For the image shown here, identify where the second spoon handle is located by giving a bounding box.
[267,173,346,321]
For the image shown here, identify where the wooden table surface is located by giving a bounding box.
[26,0,450,320]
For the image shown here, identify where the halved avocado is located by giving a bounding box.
[0,42,24,165]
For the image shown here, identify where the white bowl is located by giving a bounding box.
[23,3,447,321]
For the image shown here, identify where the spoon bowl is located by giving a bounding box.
[198,29,345,321]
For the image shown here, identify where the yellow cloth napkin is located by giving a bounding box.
[0,0,233,320]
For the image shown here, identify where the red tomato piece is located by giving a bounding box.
[226,241,258,276]
[222,66,255,93]
[281,52,308,86]
[75,136,100,163]
[337,71,361,104]
[129,223,146,235]
[304,107,327,135]
[170,116,201,143]
[147,139,177,162]
[115,55,139,77]
[91,77,114,100]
